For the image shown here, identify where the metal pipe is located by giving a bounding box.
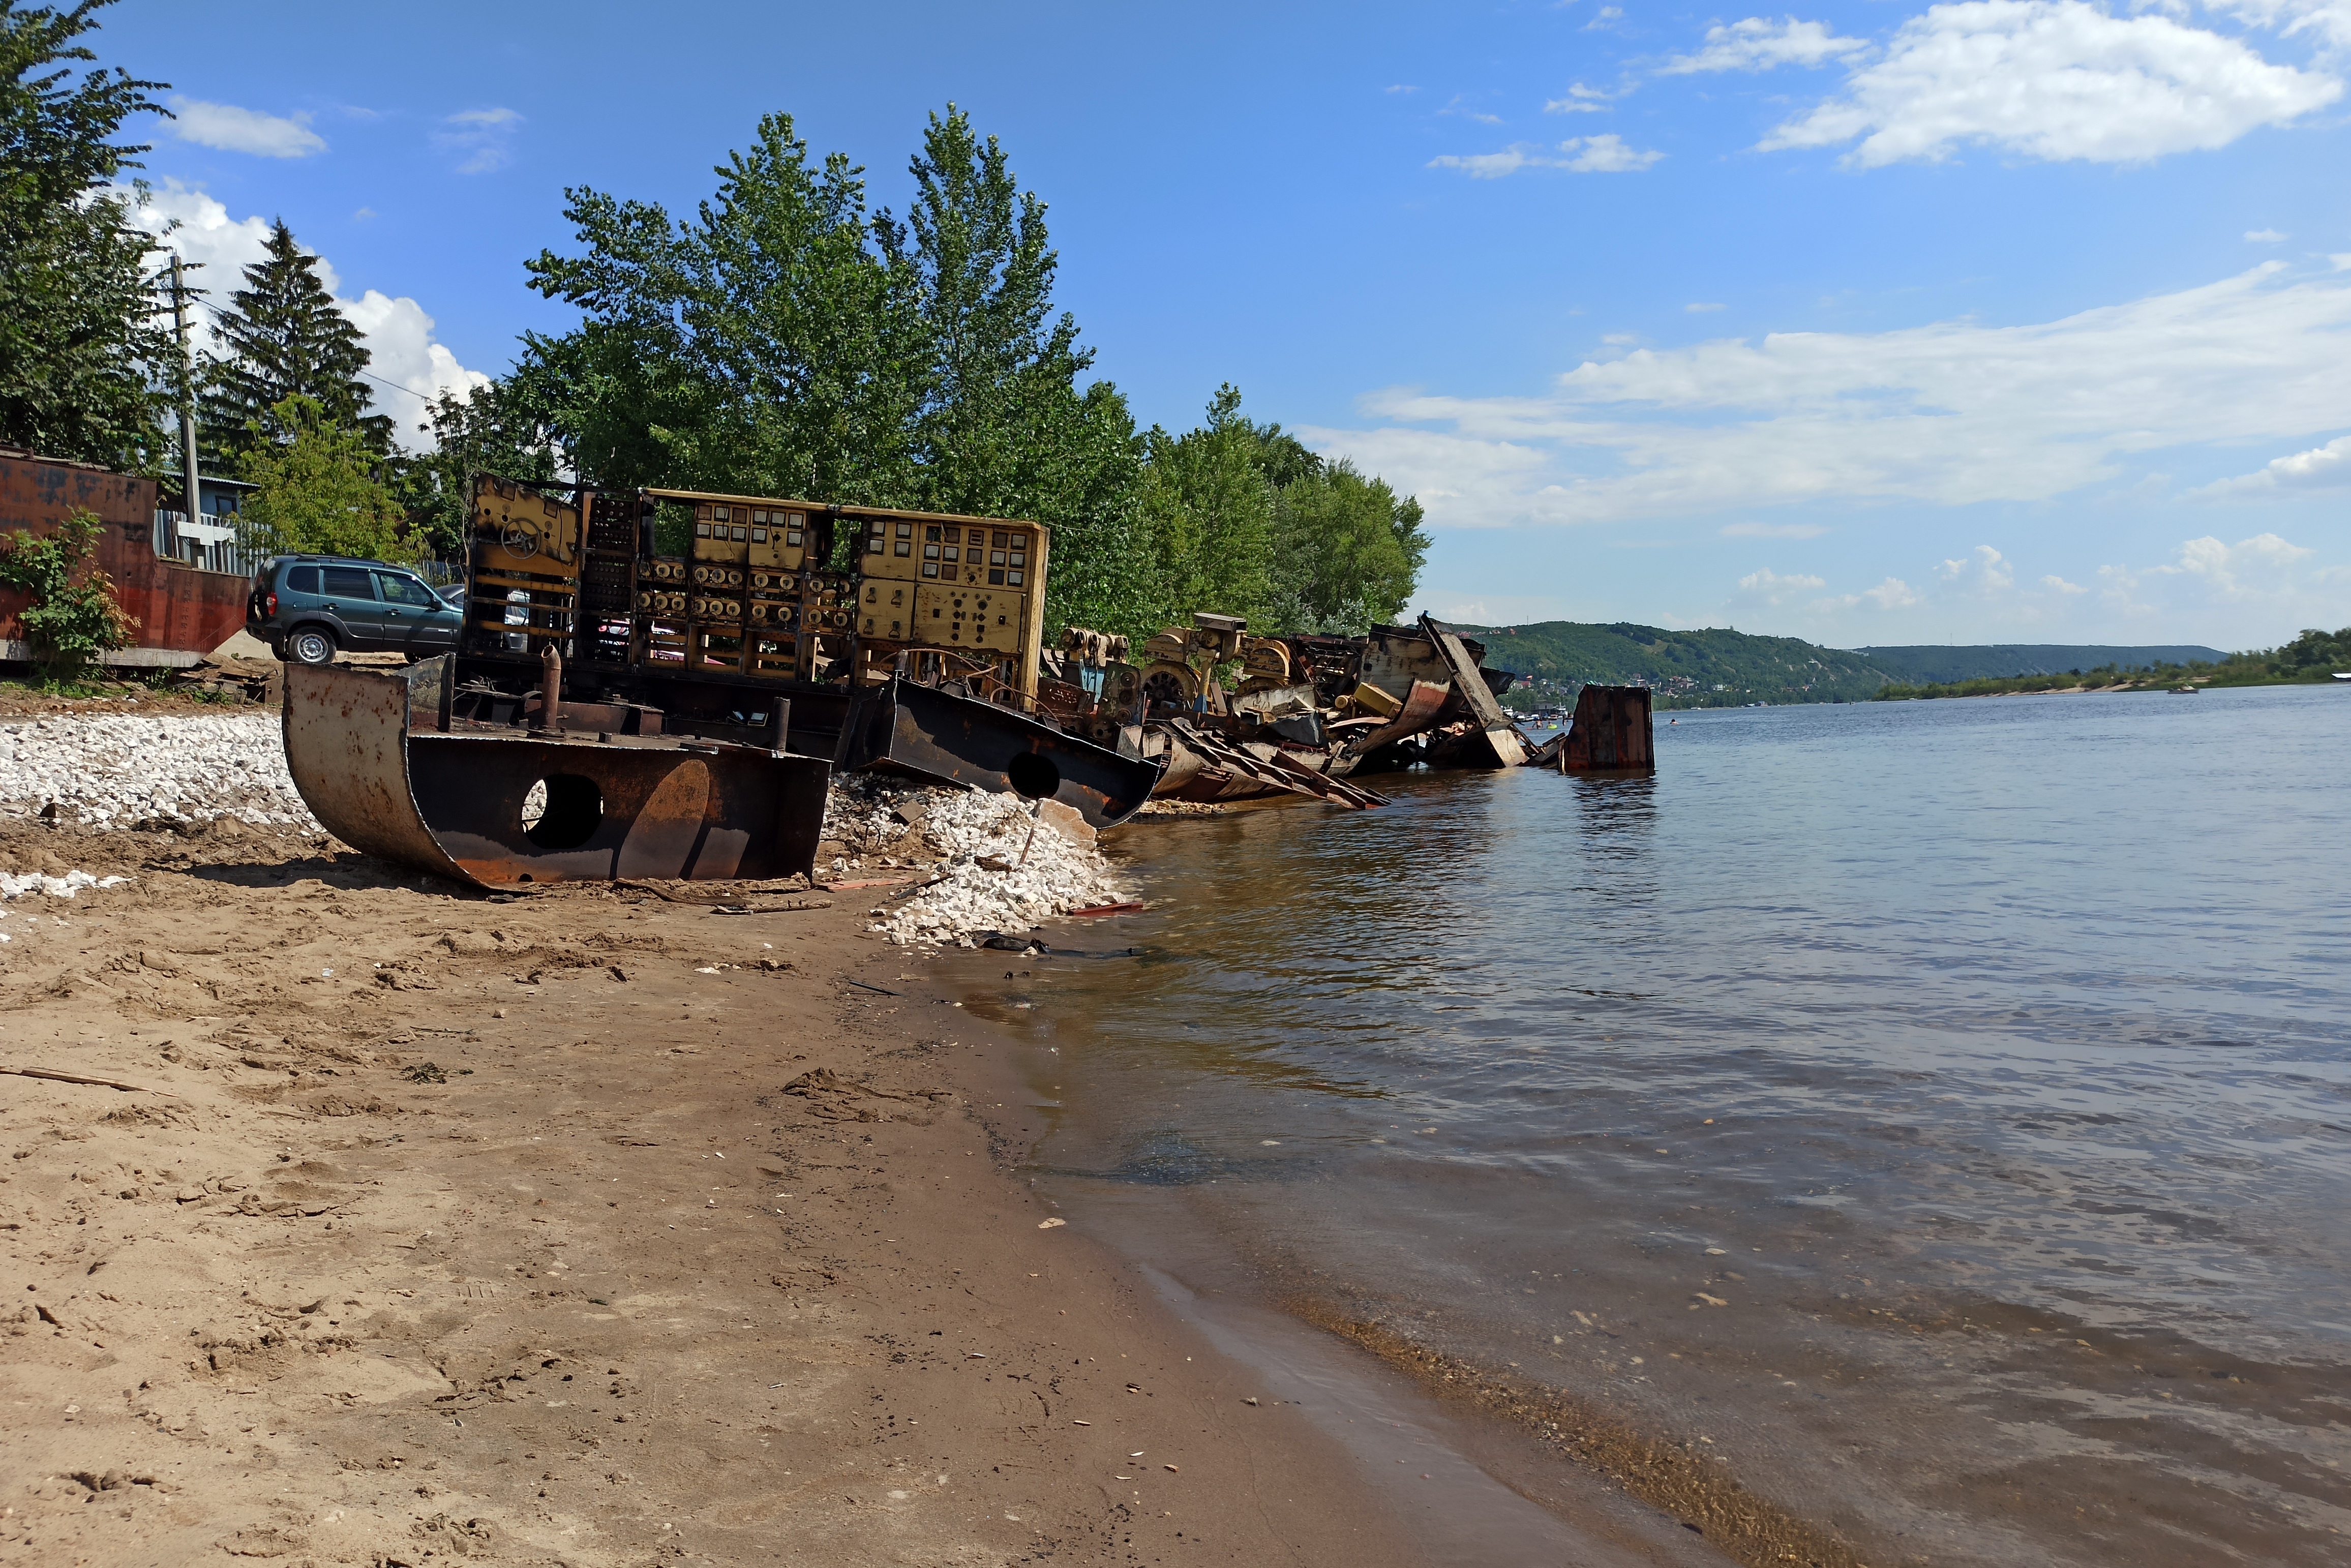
[770,696,791,753]
[169,255,201,532]
[538,642,562,733]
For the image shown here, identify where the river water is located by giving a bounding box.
[950,684,2351,1566]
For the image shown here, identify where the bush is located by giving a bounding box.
[0,508,138,677]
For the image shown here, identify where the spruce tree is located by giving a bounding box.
[201,219,387,461]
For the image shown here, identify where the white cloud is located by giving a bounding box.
[1685,301,1727,313]
[1860,577,1922,609]
[1588,5,1625,26]
[1430,134,1665,176]
[167,98,326,159]
[1809,577,1924,611]
[433,107,523,174]
[1737,566,1829,604]
[2168,531,2314,595]
[2192,433,2351,496]
[1763,0,2341,167]
[2215,0,2351,51]
[2042,574,2088,594]
[1661,17,1872,74]
[2245,228,2289,242]
[1722,521,1830,537]
[1544,83,1615,112]
[117,182,491,441]
[1564,134,1666,171]
[1301,262,2351,530]
[2336,253,2351,269]
[1938,543,2017,592]
[1430,145,1548,178]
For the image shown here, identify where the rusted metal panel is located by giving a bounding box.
[0,451,247,655]
[1562,684,1655,771]
[864,676,1162,829]
[1420,615,1529,768]
[284,660,830,887]
[1340,677,1453,763]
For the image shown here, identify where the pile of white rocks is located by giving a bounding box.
[824,774,1129,947]
[0,713,319,832]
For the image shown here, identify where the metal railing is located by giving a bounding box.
[152,510,265,579]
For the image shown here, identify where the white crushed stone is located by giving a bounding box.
[0,870,129,899]
[0,713,318,831]
[0,713,1125,944]
[823,774,1127,947]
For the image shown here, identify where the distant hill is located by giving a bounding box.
[1851,644,2227,684]
[1457,621,1895,708]
[1454,623,2237,709]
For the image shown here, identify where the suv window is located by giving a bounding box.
[375,571,437,607]
[320,566,377,599]
[284,564,321,595]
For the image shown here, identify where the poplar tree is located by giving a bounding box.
[200,219,387,461]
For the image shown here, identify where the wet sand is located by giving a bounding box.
[0,822,1428,1567]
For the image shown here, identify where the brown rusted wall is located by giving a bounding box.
[0,451,250,655]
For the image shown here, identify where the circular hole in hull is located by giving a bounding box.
[520,775,604,850]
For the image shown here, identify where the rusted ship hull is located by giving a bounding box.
[285,659,831,889]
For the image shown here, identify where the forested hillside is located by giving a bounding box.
[1855,644,2225,684]
[1460,622,1897,709]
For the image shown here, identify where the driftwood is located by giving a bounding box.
[2,1065,182,1097]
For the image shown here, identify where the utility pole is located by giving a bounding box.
[169,253,201,524]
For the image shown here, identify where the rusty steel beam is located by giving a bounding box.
[284,659,830,888]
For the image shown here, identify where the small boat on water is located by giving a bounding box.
[2334,672,2351,681]
[2171,685,2199,693]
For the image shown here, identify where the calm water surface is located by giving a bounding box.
[956,686,2351,1566]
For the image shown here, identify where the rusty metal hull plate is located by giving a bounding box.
[868,677,1161,829]
[1563,684,1655,771]
[284,661,830,887]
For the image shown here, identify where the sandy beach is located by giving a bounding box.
[0,813,1425,1567]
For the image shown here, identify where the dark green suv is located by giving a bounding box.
[247,554,463,666]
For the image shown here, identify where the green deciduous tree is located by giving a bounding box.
[510,107,1425,642]
[0,0,171,469]
[200,219,386,462]
[237,395,415,563]
[0,506,135,674]
[521,112,921,504]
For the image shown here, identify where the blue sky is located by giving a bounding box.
[112,0,2349,650]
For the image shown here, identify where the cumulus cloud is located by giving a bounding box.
[1301,261,2351,530]
[2246,228,2289,242]
[1808,577,1923,611]
[167,98,326,159]
[1736,566,1829,604]
[2216,0,2351,51]
[433,106,523,174]
[1661,17,1871,73]
[1939,543,2016,592]
[1722,521,1830,537]
[1762,0,2341,167]
[2192,433,2351,496]
[2042,574,2088,594]
[1430,134,1665,176]
[117,182,491,441]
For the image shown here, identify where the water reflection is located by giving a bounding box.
[976,687,2351,1567]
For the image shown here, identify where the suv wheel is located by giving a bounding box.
[287,626,338,666]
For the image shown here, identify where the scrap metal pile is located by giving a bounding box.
[1037,611,1655,809]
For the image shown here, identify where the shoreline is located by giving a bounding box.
[0,820,1424,1566]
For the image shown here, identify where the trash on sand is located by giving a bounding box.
[1038,1217,1067,1229]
